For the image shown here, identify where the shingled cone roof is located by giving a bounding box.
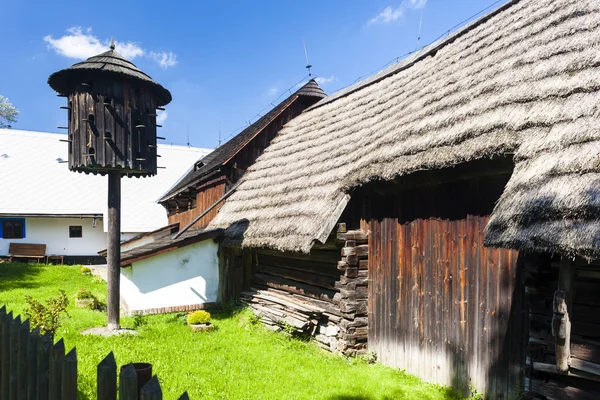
[48,42,172,106]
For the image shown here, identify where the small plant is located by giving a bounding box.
[133,313,148,329]
[237,308,261,330]
[187,310,211,325]
[282,321,296,336]
[80,266,92,275]
[24,290,70,335]
[75,288,94,299]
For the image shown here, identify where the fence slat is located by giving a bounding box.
[48,339,64,400]
[119,363,138,400]
[177,392,190,400]
[37,332,52,400]
[2,311,12,400]
[0,307,7,400]
[140,375,162,400]
[9,314,21,400]
[61,347,77,400]
[97,352,117,400]
[18,320,29,400]
[27,327,40,400]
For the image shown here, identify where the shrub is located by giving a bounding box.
[80,266,92,275]
[75,288,94,300]
[24,290,70,335]
[133,313,148,329]
[187,310,211,325]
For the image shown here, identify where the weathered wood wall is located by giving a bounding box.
[350,165,527,399]
[525,254,600,399]
[167,177,227,230]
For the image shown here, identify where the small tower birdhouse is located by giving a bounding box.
[48,40,171,176]
[48,40,172,331]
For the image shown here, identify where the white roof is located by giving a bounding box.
[0,129,211,233]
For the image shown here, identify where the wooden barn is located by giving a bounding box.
[208,0,600,398]
[112,80,326,314]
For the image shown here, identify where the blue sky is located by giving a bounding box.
[1,1,505,149]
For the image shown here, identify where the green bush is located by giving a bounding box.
[75,288,94,300]
[80,266,92,275]
[24,290,70,335]
[187,310,211,325]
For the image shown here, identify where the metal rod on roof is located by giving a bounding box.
[60,106,71,110]
[172,180,243,240]
[57,126,68,130]
[156,136,166,140]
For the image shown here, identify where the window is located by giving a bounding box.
[1,219,25,239]
[69,226,83,238]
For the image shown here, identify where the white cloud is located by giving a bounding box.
[408,0,427,9]
[44,27,177,69]
[150,51,178,69]
[369,6,404,25]
[368,1,426,25]
[267,87,278,96]
[156,110,168,125]
[315,75,335,85]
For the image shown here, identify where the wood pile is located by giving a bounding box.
[334,225,369,355]
[242,224,370,356]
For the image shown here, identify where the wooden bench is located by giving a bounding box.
[8,243,46,263]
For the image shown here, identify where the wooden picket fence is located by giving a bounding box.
[0,306,189,399]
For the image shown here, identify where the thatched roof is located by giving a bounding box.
[159,80,325,203]
[48,47,172,106]
[209,0,600,256]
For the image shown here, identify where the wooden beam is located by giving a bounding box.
[553,257,575,372]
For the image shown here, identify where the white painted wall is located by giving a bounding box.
[120,239,219,313]
[0,217,107,256]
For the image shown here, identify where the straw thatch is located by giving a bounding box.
[209,0,600,255]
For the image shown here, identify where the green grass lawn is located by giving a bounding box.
[0,262,460,400]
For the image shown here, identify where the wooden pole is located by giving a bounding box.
[107,171,122,330]
[553,257,575,373]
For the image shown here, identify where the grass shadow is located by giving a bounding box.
[0,262,44,292]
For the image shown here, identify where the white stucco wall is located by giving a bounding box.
[0,217,107,256]
[120,239,219,313]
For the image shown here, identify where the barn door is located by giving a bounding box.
[366,175,526,399]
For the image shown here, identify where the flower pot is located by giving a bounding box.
[75,298,95,309]
[190,323,215,332]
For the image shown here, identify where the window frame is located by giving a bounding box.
[1,218,26,239]
[69,225,83,238]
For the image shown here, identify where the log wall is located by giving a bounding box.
[525,254,600,399]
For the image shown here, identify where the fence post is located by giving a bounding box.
[61,348,77,400]
[140,375,162,400]
[178,392,190,400]
[2,311,12,400]
[9,314,21,400]
[48,339,64,400]
[119,363,138,400]
[18,320,29,400]
[37,332,52,400]
[27,327,40,400]
[97,352,117,400]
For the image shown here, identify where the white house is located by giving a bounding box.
[0,129,211,263]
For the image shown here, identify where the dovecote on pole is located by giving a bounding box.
[48,39,171,176]
[48,39,171,331]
